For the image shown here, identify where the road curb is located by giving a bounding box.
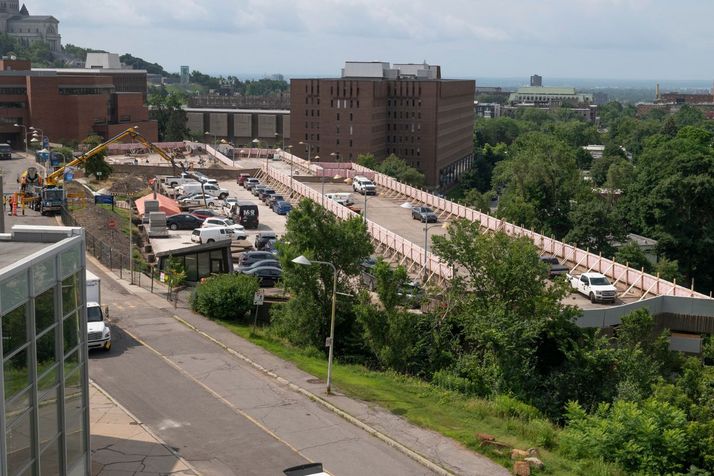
[89,379,202,476]
[88,255,455,476]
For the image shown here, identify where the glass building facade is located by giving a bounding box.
[0,226,89,476]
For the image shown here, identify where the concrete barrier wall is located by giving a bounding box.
[109,164,258,180]
[350,163,708,300]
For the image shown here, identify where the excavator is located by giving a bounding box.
[17,127,185,215]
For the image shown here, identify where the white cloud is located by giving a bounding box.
[23,0,714,79]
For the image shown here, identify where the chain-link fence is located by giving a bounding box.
[61,206,171,298]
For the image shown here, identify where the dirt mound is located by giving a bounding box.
[109,174,149,195]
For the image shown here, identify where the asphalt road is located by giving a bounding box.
[88,262,434,476]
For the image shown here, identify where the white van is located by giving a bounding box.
[191,226,233,244]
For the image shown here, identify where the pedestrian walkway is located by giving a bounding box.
[90,382,199,476]
[89,256,509,476]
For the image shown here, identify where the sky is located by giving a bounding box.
[27,0,714,81]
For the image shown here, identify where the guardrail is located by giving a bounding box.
[263,163,453,280]
[350,163,708,299]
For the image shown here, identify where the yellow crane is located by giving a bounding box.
[18,127,184,214]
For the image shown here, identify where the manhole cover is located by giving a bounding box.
[306,378,323,384]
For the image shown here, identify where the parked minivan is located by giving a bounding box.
[191,226,233,244]
[230,200,260,229]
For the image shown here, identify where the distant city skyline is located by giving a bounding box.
[29,0,714,81]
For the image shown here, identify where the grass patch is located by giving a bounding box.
[217,319,624,475]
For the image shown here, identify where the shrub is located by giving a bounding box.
[191,274,259,321]
[560,398,691,474]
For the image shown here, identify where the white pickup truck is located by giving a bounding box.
[568,272,618,304]
[86,270,111,351]
[162,175,199,188]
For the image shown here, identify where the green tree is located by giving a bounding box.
[148,86,189,141]
[492,131,582,237]
[377,154,425,186]
[564,196,624,256]
[80,135,112,180]
[474,117,523,147]
[431,220,581,408]
[272,199,373,352]
[355,152,377,169]
[462,189,493,213]
[621,126,714,291]
[614,242,652,271]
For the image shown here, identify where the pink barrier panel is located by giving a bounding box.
[264,164,452,279]
[351,163,706,298]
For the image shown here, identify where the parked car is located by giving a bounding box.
[244,178,261,190]
[242,266,282,287]
[267,194,284,207]
[568,272,618,303]
[234,259,281,273]
[166,213,204,230]
[175,191,204,201]
[360,256,380,290]
[397,280,424,308]
[237,251,278,267]
[179,193,218,207]
[252,184,268,197]
[272,200,292,215]
[191,226,233,244]
[540,255,569,277]
[255,231,278,251]
[178,183,229,199]
[237,173,252,185]
[191,209,220,220]
[222,197,239,215]
[259,188,277,202]
[411,206,438,223]
[352,175,377,195]
[202,217,247,240]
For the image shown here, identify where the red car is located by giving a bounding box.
[237,173,252,185]
[191,208,220,220]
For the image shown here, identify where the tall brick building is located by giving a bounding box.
[290,62,475,187]
[0,59,157,147]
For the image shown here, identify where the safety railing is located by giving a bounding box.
[263,164,453,280]
[350,163,708,299]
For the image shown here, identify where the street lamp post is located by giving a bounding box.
[401,202,448,280]
[291,255,338,394]
[298,141,312,162]
[14,123,27,152]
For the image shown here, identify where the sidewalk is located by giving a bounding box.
[90,255,509,476]
[90,382,199,476]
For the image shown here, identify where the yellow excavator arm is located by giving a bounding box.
[44,127,183,186]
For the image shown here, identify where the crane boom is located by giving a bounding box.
[45,127,183,185]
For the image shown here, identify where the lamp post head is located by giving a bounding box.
[314,155,320,160]
[400,202,413,209]
[252,138,260,144]
[292,255,312,266]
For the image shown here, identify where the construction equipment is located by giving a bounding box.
[18,127,184,215]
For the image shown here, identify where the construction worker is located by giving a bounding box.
[8,194,15,216]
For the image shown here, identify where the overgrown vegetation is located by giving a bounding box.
[187,199,714,474]
[356,153,426,187]
[454,102,714,293]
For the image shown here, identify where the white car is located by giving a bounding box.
[191,226,233,244]
[202,217,247,240]
[179,194,217,207]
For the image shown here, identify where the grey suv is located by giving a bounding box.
[411,206,438,223]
